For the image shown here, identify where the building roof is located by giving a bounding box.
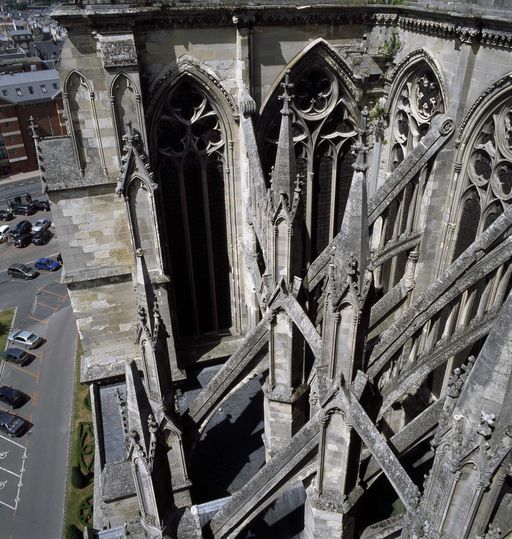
[0,69,61,104]
[9,29,32,38]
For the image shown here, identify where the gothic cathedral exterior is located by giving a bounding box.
[39,1,512,537]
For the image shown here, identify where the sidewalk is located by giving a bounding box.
[0,170,41,186]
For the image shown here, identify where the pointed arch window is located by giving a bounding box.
[453,102,512,260]
[157,80,231,339]
[66,71,96,173]
[111,74,141,154]
[377,64,445,293]
[260,64,357,261]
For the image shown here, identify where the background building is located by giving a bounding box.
[37,0,512,537]
[0,69,65,175]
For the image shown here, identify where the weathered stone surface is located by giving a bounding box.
[42,2,512,536]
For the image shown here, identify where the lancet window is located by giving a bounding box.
[111,74,141,156]
[157,80,231,339]
[376,65,444,293]
[65,71,97,173]
[433,95,512,393]
[375,96,512,432]
[260,64,357,261]
[453,101,512,259]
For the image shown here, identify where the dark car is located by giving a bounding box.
[32,229,52,245]
[34,199,50,212]
[7,263,37,280]
[14,232,33,247]
[13,203,37,216]
[0,410,29,437]
[10,219,32,239]
[1,347,33,366]
[0,209,14,221]
[0,386,26,408]
[35,257,61,271]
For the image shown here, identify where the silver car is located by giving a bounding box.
[31,218,52,233]
[7,330,43,349]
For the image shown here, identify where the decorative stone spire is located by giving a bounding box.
[271,70,296,205]
[454,290,512,441]
[410,292,512,537]
[331,108,370,299]
[125,359,154,454]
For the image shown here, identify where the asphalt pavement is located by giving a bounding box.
[0,176,42,210]
[0,176,77,539]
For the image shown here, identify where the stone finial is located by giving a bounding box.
[271,70,297,205]
[477,411,496,438]
[148,413,158,434]
[278,70,294,116]
[28,116,39,140]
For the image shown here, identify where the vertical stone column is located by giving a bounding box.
[415,34,479,292]
[263,309,307,459]
[261,71,308,459]
[303,410,355,538]
[235,15,260,331]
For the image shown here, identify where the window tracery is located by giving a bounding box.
[376,65,444,294]
[260,65,357,260]
[454,100,512,259]
[157,80,231,339]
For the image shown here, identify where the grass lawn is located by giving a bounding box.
[63,340,95,539]
[0,308,15,351]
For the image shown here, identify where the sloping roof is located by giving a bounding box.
[0,68,61,104]
[8,29,32,38]
[31,40,62,61]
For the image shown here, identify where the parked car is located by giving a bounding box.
[32,229,52,245]
[1,347,33,366]
[9,220,32,239]
[7,263,37,280]
[14,232,33,248]
[32,218,51,233]
[0,209,14,221]
[0,386,26,408]
[0,410,29,437]
[7,330,43,349]
[12,203,37,216]
[35,257,61,271]
[0,224,10,243]
[33,199,50,212]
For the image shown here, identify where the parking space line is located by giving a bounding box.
[0,466,21,478]
[0,499,16,510]
[7,364,39,381]
[28,315,48,324]
[35,301,58,311]
[38,288,66,299]
[0,434,24,448]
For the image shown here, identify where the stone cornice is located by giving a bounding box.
[376,12,512,48]
[53,4,512,53]
[62,266,132,284]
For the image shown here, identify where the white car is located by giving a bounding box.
[7,330,43,350]
[0,225,10,243]
[31,218,51,234]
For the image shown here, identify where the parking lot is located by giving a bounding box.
[0,180,78,538]
[0,210,57,273]
[0,434,27,511]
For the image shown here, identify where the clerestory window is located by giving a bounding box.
[157,80,231,339]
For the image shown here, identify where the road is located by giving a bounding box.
[0,178,77,539]
[0,177,42,208]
